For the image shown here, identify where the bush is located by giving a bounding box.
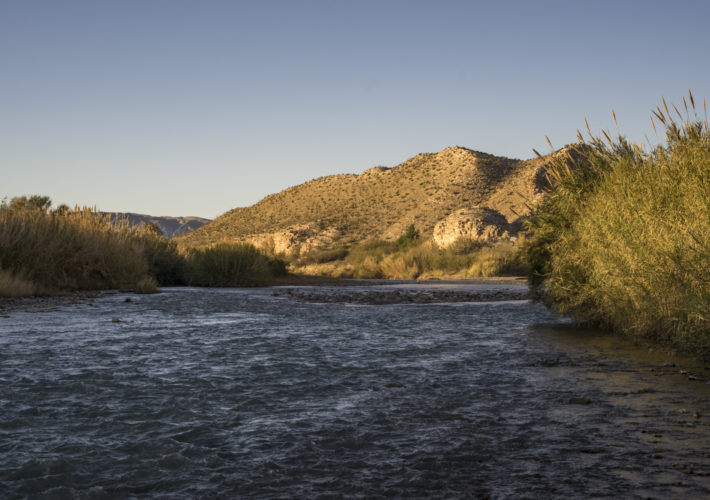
[448,237,483,255]
[465,242,526,277]
[134,224,186,285]
[293,246,349,266]
[524,93,710,356]
[347,239,397,265]
[395,224,420,250]
[185,242,287,287]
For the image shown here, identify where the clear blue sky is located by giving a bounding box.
[2,0,709,218]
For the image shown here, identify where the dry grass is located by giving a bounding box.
[0,201,287,293]
[0,269,37,297]
[0,206,150,291]
[525,92,710,357]
[133,276,159,294]
[290,237,526,280]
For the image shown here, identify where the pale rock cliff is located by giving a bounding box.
[433,207,513,248]
[247,225,341,256]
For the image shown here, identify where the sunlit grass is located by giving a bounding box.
[0,200,287,295]
[524,92,710,356]
[0,204,151,292]
[290,230,527,280]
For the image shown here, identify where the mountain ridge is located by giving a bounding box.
[104,212,210,238]
[179,145,571,253]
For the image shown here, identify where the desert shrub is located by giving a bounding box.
[379,247,427,279]
[185,242,287,287]
[294,246,349,266]
[524,93,710,356]
[395,224,420,250]
[466,242,526,277]
[346,239,397,265]
[352,256,384,279]
[447,237,484,255]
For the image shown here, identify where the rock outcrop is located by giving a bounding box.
[433,207,513,248]
[179,144,581,249]
[247,225,341,256]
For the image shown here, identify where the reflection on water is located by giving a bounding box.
[1,284,709,498]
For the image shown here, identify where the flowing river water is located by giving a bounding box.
[2,282,710,499]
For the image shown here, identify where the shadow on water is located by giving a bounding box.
[523,323,710,499]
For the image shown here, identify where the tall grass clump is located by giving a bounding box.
[524,92,710,356]
[0,202,153,293]
[0,198,289,295]
[0,268,37,297]
[185,242,287,287]
[132,222,186,286]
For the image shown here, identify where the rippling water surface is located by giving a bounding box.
[2,283,710,499]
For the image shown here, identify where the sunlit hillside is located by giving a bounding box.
[179,146,569,252]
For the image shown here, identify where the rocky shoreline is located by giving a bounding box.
[0,279,530,313]
[273,286,529,305]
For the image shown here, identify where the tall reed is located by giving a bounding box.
[0,205,152,293]
[524,92,710,356]
[0,201,289,296]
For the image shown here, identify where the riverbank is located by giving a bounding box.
[0,290,110,315]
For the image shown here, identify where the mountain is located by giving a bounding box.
[179,146,575,253]
[104,212,210,238]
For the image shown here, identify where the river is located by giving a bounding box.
[1,283,710,498]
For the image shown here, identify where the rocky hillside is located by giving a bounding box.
[179,146,576,253]
[104,212,210,238]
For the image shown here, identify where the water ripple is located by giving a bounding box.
[1,284,710,498]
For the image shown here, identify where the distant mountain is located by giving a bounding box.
[179,145,578,253]
[103,212,210,238]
